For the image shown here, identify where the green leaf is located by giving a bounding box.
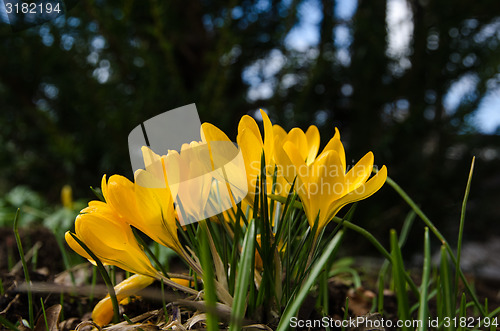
[13,208,34,329]
[455,157,475,303]
[229,219,256,331]
[199,223,219,331]
[416,227,431,331]
[276,230,343,331]
[390,229,410,330]
[439,245,453,323]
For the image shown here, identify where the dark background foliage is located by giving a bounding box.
[1,0,499,247]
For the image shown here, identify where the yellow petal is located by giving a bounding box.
[321,128,346,171]
[101,175,109,202]
[309,150,345,230]
[260,109,275,167]
[105,175,138,221]
[141,146,166,186]
[325,165,387,224]
[201,122,231,144]
[170,277,192,288]
[344,152,374,193]
[238,115,262,144]
[74,211,157,277]
[201,123,236,171]
[65,231,94,263]
[274,139,295,184]
[285,128,308,162]
[282,141,307,185]
[281,142,316,223]
[81,200,113,217]
[273,125,287,145]
[237,128,263,204]
[305,125,320,165]
[92,274,155,326]
[134,170,181,253]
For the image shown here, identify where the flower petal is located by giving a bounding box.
[237,128,263,203]
[134,170,181,253]
[344,152,374,193]
[74,211,157,277]
[325,165,387,223]
[283,141,307,185]
[305,125,320,165]
[238,115,261,144]
[309,150,345,230]
[92,274,155,326]
[105,175,138,221]
[285,128,308,162]
[260,109,275,167]
[65,231,94,263]
[273,125,287,145]
[321,128,346,171]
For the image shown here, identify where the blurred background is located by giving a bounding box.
[1,0,499,250]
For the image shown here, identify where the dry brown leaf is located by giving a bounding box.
[185,312,207,329]
[33,304,62,331]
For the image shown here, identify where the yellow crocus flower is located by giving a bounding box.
[100,173,183,256]
[65,201,158,277]
[275,127,387,233]
[61,184,73,209]
[92,274,155,326]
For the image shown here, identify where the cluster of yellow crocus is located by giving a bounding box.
[274,126,387,232]
[67,109,386,271]
[66,110,386,325]
[233,110,387,233]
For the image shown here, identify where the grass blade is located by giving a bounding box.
[385,175,485,316]
[390,230,410,330]
[0,315,21,331]
[416,227,431,331]
[229,219,256,331]
[455,157,475,303]
[199,224,219,331]
[13,208,34,328]
[276,231,343,331]
[439,245,453,324]
[457,293,467,331]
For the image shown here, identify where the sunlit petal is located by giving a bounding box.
[260,109,275,167]
[72,210,157,277]
[285,128,308,162]
[238,115,261,144]
[273,125,287,145]
[237,128,263,203]
[321,128,346,171]
[305,125,320,165]
[344,152,374,193]
[325,166,388,222]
